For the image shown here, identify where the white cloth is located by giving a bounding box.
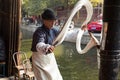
[32,42,63,80]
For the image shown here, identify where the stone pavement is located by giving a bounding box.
[21,24,39,32]
[21,24,101,44]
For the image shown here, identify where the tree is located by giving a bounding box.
[22,0,79,16]
[22,0,49,15]
[90,0,103,7]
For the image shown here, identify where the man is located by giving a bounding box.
[31,8,63,80]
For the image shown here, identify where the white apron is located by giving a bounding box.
[32,52,63,80]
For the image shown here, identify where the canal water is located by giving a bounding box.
[54,41,99,80]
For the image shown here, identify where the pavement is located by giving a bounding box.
[21,24,101,44]
[20,24,39,32]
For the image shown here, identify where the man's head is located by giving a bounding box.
[42,8,57,29]
[42,8,57,20]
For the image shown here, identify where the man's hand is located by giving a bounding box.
[48,46,55,52]
[81,24,87,31]
[46,46,55,54]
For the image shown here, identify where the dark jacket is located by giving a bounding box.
[31,24,59,52]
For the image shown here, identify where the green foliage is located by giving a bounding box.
[68,0,78,5]
[22,0,49,15]
[22,0,102,18]
[90,0,103,7]
[22,0,78,16]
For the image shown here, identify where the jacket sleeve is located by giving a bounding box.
[34,30,51,54]
[36,42,51,54]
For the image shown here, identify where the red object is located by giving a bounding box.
[87,20,102,33]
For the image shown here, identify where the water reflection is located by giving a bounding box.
[54,42,99,80]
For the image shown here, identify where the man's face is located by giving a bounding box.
[43,20,56,29]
